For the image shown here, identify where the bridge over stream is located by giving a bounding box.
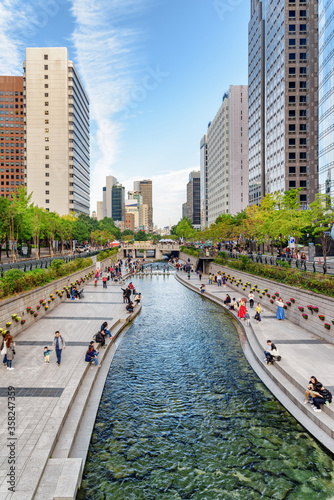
[121,242,180,260]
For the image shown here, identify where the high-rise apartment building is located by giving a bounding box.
[133,179,153,231]
[248,0,318,206]
[206,86,248,225]
[25,47,90,215]
[0,76,25,199]
[125,199,140,230]
[319,1,334,196]
[187,171,201,227]
[200,134,208,229]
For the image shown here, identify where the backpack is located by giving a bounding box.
[95,332,104,343]
[323,388,332,403]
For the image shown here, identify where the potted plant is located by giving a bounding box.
[318,314,325,321]
[302,313,308,319]
[34,312,38,318]
[6,321,11,327]
[290,298,295,303]
[324,323,331,330]
[11,314,17,319]
[15,316,21,322]
[286,301,291,306]
[21,319,26,325]
[298,306,304,312]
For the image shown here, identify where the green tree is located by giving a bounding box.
[174,217,196,240]
[135,230,148,241]
[307,194,334,270]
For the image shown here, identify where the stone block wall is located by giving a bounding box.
[0,256,113,339]
[208,263,334,344]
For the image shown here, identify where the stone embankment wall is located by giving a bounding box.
[208,262,334,344]
[179,252,198,267]
[0,256,114,339]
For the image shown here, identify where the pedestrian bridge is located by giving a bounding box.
[121,242,180,260]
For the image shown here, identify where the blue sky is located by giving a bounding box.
[0,0,249,227]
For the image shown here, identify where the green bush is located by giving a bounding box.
[180,246,200,257]
[97,248,119,262]
[0,256,94,300]
[227,259,334,298]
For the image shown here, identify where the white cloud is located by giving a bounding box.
[70,0,149,211]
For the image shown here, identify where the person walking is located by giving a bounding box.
[52,331,65,365]
[5,335,15,370]
[248,291,255,309]
[255,303,262,322]
[1,332,10,367]
[276,298,285,320]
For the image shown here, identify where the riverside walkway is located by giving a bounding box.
[176,270,334,455]
[0,275,139,500]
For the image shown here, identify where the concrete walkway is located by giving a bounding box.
[0,274,138,500]
[176,270,334,454]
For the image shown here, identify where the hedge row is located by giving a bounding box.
[180,246,200,258]
[227,258,334,298]
[97,248,119,262]
[0,257,93,299]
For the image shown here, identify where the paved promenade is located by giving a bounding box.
[0,275,137,500]
[176,270,334,454]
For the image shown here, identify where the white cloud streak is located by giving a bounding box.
[70,0,149,211]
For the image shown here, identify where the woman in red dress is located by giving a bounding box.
[238,299,246,319]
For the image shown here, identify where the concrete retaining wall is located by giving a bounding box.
[208,263,334,344]
[179,252,198,268]
[0,256,114,338]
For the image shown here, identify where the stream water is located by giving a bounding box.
[77,267,334,499]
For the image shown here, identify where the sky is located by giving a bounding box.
[0,0,249,227]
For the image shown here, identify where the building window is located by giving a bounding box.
[289,124,296,131]
[300,81,307,89]
[44,84,48,88]
[300,166,307,173]
[289,110,295,117]
[300,38,307,46]
[300,194,307,202]
[289,138,295,145]
[44,75,48,80]
[289,181,296,188]
[45,164,49,168]
[45,146,49,150]
[45,199,49,203]
[289,10,295,17]
[300,53,307,61]
[300,138,307,145]
[45,137,49,142]
[289,24,296,32]
[45,190,49,194]
[289,82,296,89]
[300,180,307,187]
[44,65,48,70]
[45,111,49,115]
[44,54,48,60]
[300,10,306,18]
[45,120,49,124]
[45,155,49,159]
[300,67,307,75]
[289,153,296,160]
[289,53,296,61]
[289,96,295,103]
[300,24,307,32]
[45,128,49,133]
[300,95,307,104]
[45,173,49,177]
[45,102,49,106]
[300,110,307,117]
[289,39,296,46]
[300,152,307,160]
[289,167,296,174]
[45,181,49,185]
[44,93,49,97]
[289,67,296,75]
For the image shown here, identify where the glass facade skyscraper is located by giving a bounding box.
[319,1,334,196]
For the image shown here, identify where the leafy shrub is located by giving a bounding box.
[51,259,64,273]
[180,246,200,258]
[97,248,118,262]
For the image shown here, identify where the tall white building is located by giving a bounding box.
[25,47,90,215]
[102,175,117,218]
[206,86,248,225]
[200,134,208,229]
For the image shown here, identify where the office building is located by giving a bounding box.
[96,201,103,221]
[25,47,90,215]
[248,0,265,205]
[248,0,318,206]
[102,175,117,218]
[206,86,248,225]
[0,76,25,199]
[187,171,201,228]
[319,1,334,196]
[125,213,135,232]
[112,182,125,223]
[200,134,208,229]
[125,199,140,230]
[133,179,153,231]
[182,202,187,219]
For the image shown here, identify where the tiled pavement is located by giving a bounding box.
[0,276,132,500]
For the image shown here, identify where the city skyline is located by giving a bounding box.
[0,0,249,227]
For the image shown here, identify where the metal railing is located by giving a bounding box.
[0,250,101,277]
[199,250,334,275]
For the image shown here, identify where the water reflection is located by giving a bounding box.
[77,274,334,500]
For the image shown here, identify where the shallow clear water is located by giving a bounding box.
[77,272,334,500]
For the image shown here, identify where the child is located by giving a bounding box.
[244,310,250,326]
[44,346,52,364]
[94,278,97,287]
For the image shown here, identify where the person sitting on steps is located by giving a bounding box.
[264,340,281,365]
[312,382,332,412]
[304,376,319,404]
